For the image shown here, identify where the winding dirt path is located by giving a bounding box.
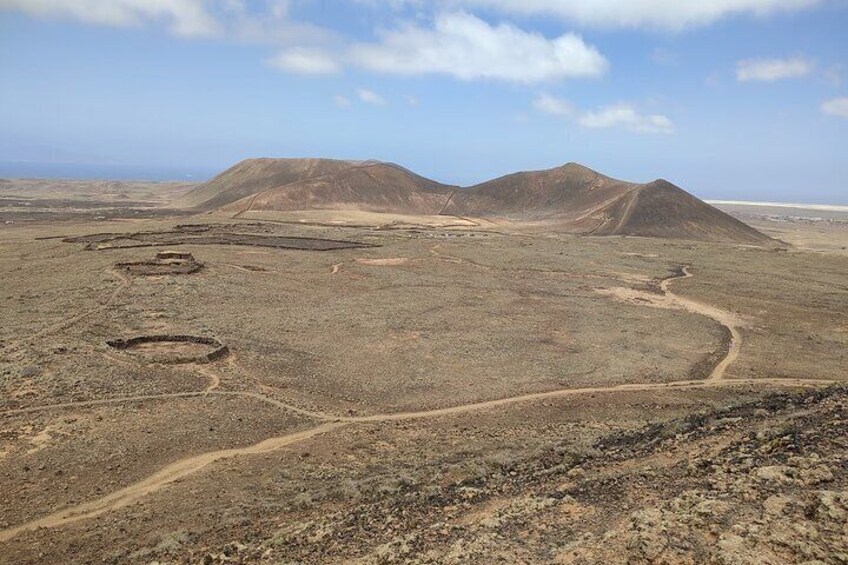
[0,422,346,544]
[2,375,831,423]
[0,265,836,543]
[195,365,221,393]
[344,377,833,423]
[0,392,208,417]
[0,389,336,421]
[0,373,833,543]
[660,266,741,382]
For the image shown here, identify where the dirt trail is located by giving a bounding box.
[0,265,836,543]
[194,365,221,393]
[3,374,831,423]
[437,190,458,215]
[661,266,741,382]
[0,392,207,418]
[0,373,833,543]
[611,190,640,233]
[212,391,342,421]
[572,189,633,224]
[0,389,336,421]
[0,422,346,544]
[344,376,833,423]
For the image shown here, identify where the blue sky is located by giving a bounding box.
[0,1,846,203]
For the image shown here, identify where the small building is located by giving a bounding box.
[156,250,194,262]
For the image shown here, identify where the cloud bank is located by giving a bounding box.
[348,12,607,83]
[269,47,340,74]
[736,57,814,82]
[579,103,674,134]
[355,0,821,30]
[0,0,221,37]
[534,96,674,134]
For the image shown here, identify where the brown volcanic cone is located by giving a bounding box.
[223,162,457,216]
[176,158,358,211]
[588,179,774,244]
[444,163,773,245]
[442,163,634,221]
[193,157,773,245]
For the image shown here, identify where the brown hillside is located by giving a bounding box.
[442,162,634,221]
[175,158,357,211]
[190,157,772,245]
[589,179,774,244]
[223,162,457,216]
[443,163,773,245]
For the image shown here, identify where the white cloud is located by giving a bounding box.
[533,94,574,116]
[349,12,607,83]
[405,95,419,106]
[821,97,848,119]
[736,56,813,82]
[268,47,340,74]
[357,88,388,105]
[334,95,352,108]
[579,103,674,134]
[0,0,221,37]
[534,96,674,134]
[355,0,820,30]
[0,0,337,45]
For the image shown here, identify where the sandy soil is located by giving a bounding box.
[0,186,846,563]
[712,200,848,256]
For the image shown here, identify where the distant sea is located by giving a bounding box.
[0,161,217,182]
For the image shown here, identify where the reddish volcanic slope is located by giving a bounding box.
[223,162,457,216]
[185,158,773,245]
[443,163,773,244]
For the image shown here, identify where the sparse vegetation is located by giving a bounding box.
[0,177,845,563]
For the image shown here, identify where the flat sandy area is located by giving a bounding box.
[1,184,846,563]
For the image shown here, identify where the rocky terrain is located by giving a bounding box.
[189,386,847,564]
[0,176,845,564]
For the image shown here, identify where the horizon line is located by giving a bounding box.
[707,200,848,212]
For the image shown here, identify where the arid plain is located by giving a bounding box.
[1,167,847,564]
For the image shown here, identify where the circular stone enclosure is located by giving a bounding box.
[115,259,203,276]
[106,335,229,364]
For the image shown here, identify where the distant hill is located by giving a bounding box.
[442,163,633,221]
[443,163,773,245]
[183,157,773,245]
[220,161,457,216]
[175,158,358,211]
[589,179,775,243]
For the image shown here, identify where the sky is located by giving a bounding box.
[0,1,846,203]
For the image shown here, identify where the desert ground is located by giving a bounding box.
[1,180,847,564]
[711,200,848,257]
